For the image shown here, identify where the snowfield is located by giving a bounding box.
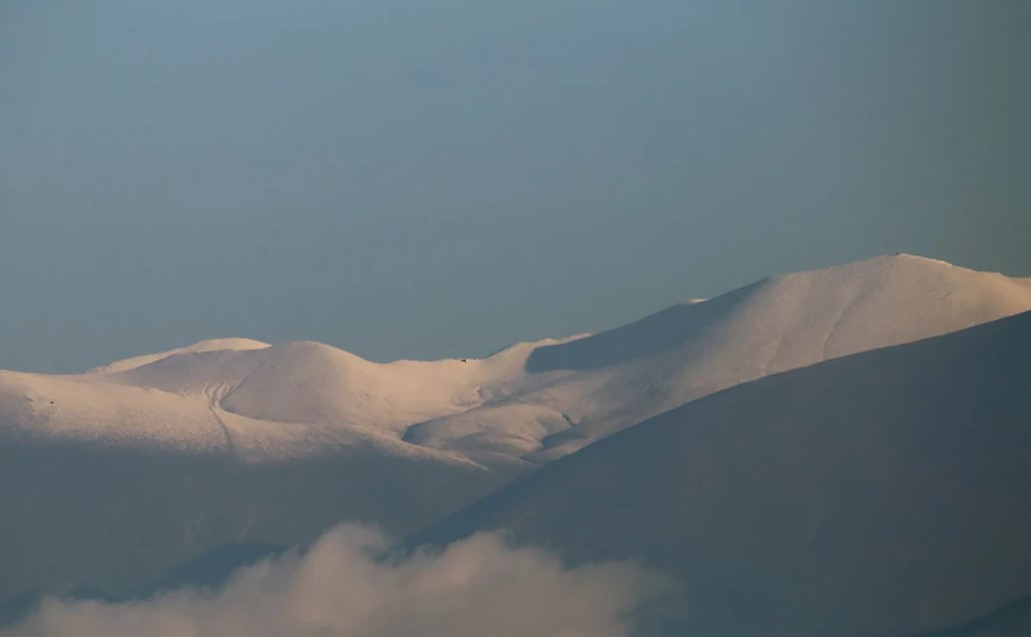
[1,253,1030,615]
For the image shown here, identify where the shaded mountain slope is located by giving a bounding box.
[420,310,1031,637]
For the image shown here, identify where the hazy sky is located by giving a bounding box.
[2,0,1029,372]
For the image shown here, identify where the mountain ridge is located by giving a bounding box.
[2,252,1030,607]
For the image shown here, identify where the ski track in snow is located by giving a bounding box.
[203,382,238,461]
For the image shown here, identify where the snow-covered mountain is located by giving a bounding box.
[421,309,1031,637]
[1,253,1029,606]
[409,254,1031,462]
[11,254,1028,465]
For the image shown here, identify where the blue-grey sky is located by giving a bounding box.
[2,0,1029,372]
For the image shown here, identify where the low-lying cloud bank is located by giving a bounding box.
[3,525,674,637]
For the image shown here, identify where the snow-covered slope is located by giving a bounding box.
[9,254,1029,464]
[1,253,1029,606]
[0,336,574,602]
[410,253,1031,461]
[421,310,1031,637]
[86,338,271,374]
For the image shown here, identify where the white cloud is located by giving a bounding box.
[4,525,674,637]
